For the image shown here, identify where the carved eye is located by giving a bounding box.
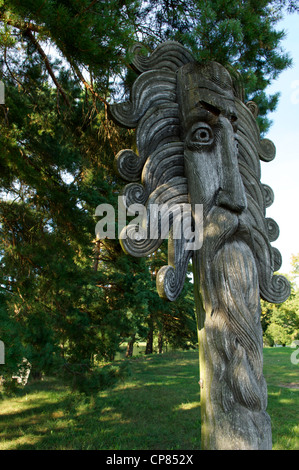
[194,127,212,143]
[187,123,214,148]
[230,114,238,132]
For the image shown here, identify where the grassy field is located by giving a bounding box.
[0,348,298,450]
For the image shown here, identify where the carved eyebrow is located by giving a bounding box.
[198,100,221,116]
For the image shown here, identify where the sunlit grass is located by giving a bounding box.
[0,348,298,450]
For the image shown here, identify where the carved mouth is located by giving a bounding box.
[203,207,254,258]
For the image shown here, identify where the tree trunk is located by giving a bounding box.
[158,330,164,354]
[145,327,153,355]
[31,369,42,381]
[126,334,135,358]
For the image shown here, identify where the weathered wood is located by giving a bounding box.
[109,41,290,450]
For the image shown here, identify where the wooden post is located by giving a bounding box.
[108,40,291,451]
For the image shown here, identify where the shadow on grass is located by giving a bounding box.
[3,349,296,450]
[0,351,202,450]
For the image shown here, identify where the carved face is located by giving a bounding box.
[177,62,247,219]
[109,42,290,306]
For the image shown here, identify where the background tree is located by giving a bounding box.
[0,0,297,386]
[262,255,299,346]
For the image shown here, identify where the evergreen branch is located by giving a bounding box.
[75,0,98,18]
[0,13,71,108]
[70,61,109,106]
[1,10,114,110]
[3,45,33,102]
[24,29,71,108]
[0,13,44,34]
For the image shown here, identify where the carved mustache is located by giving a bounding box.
[203,205,255,259]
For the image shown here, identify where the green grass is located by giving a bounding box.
[263,347,299,450]
[0,348,298,450]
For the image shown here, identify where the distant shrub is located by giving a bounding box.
[61,361,131,394]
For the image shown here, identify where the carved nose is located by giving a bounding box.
[216,117,247,214]
[216,188,246,214]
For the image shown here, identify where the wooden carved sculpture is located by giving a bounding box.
[109,41,290,450]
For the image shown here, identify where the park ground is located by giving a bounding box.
[0,347,298,450]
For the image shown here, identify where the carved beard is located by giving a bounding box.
[199,206,269,414]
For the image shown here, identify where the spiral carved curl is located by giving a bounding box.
[109,40,291,450]
[109,41,290,305]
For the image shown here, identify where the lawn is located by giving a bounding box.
[0,348,298,450]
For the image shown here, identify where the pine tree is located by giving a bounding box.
[0,9,138,379]
[0,0,297,385]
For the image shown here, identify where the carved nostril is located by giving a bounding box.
[216,189,246,214]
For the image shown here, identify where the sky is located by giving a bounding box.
[261,12,299,275]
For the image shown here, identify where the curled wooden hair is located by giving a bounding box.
[109,41,290,303]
